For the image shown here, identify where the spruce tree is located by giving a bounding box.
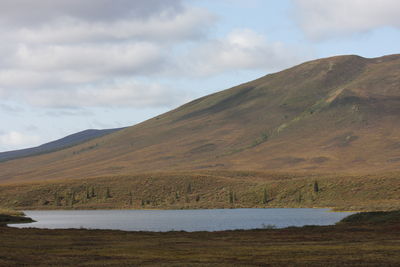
[54,192,60,206]
[187,183,192,194]
[71,191,76,206]
[314,181,319,193]
[297,191,302,203]
[86,187,90,199]
[262,188,268,204]
[128,191,133,206]
[229,190,234,204]
[105,187,111,199]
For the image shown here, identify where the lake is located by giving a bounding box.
[9,208,353,232]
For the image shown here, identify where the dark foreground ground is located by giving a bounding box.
[1,211,400,266]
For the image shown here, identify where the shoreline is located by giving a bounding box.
[5,207,355,232]
[8,204,386,213]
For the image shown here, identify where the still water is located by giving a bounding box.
[9,208,353,232]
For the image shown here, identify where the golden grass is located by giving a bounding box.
[0,170,399,211]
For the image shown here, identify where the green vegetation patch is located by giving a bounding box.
[339,210,400,224]
[0,208,24,217]
[0,214,34,225]
[0,208,34,225]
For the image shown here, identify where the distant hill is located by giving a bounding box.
[0,128,123,162]
[1,54,400,184]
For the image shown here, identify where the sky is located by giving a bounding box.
[0,0,399,152]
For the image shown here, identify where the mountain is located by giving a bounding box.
[1,54,399,184]
[0,128,124,162]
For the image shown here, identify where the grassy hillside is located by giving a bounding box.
[0,54,399,185]
[1,171,399,211]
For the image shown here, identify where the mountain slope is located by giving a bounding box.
[0,128,123,162]
[0,54,399,184]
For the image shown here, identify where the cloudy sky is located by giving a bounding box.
[1,0,399,151]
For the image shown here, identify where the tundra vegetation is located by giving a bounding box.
[0,170,399,212]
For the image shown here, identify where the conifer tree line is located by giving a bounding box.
[47,179,322,208]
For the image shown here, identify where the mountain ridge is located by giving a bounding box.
[0,127,124,162]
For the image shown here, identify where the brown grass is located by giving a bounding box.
[1,170,399,211]
[1,216,400,266]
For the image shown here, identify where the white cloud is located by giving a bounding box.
[0,0,183,26]
[0,1,313,112]
[14,43,163,73]
[0,131,41,151]
[3,7,213,44]
[293,0,400,40]
[26,80,187,109]
[179,28,311,76]
[1,29,308,109]
[44,110,94,117]
[0,42,165,91]
[0,103,23,113]
[0,1,214,109]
